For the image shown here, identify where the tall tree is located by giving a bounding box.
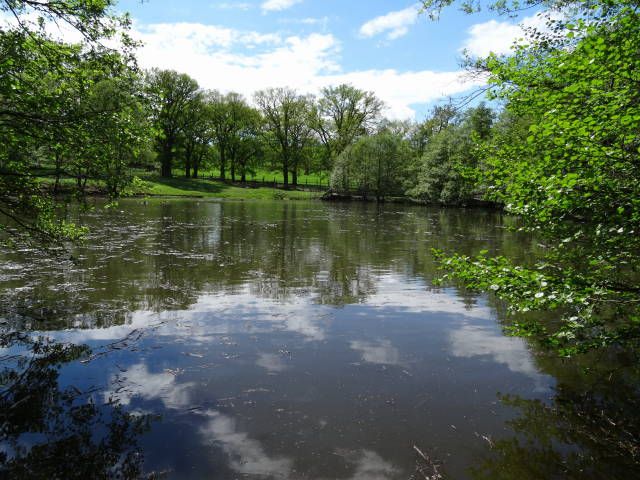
[331,131,412,201]
[311,84,384,168]
[180,95,211,179]
[255,87,313,187]
[145,69,200,178]
[207,91,250,181]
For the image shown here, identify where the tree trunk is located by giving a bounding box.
[53,152,62,195]
[161,141,173,178]
[282,152,289,188]
[185,153,191,178]
[219,148,226,181]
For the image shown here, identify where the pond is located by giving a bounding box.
[0,199,637,479]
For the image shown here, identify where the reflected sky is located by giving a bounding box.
[49,272,554,479]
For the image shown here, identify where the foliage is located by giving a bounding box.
[311,84,384,168]
[255,87,314,187]
[144,69,201,178]
[409,103,494,205]
[0,0,142,241]
[435,3,640,354]
[330,131,412,200]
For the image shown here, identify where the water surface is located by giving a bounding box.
[1,199,636,479]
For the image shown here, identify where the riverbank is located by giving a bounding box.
[130,176,323,200]
[43,175,324,201]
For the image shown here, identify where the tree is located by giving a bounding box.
[207,91,252,181]
[433,3,640,354]
[145,69,200,178]
[227,105,263,183]
[410,103,494,205]
[255,87,313,187]
[0,0,139,240]
[311,84,384,168]
[330,132,412,201]
[180,95,212,179]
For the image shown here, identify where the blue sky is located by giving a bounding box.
[113,0,539,119]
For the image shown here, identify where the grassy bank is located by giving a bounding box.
[132,176,323,200]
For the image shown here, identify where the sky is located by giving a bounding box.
[73,1,545,120]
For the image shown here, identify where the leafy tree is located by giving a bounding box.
[409,103,494,205]
[0,0,139,240]
[145,69,200,178]
[331,131,412,201]
[433,3,640,354]
[255,87,314,187]
[179,94,212,179]
[207,91,254,181]
[227,105,263,183]
[311,84,384,168]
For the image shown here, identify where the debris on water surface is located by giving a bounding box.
[411,445,445,480]
[278,348,292,358]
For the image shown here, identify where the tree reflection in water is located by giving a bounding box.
[471,355,640,480]
[0,333,154,479]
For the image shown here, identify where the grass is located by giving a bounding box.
[186,168,330,186]
[36,170,326,201]
[130,175,323,200]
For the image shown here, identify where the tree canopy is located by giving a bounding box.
[434,1,640,354]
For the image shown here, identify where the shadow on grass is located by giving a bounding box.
[146,176,234,195]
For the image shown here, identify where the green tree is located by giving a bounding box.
[433,3,640,354]
[0,0,139,240]
[255,87,314,188]
[207,91,253,181]
[145,69,200,178]
[311,84,384,169]
[331,131,412,201]
[179,94,212,179]
[410,104,494,205]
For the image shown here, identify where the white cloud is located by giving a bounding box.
[130,21,483,120]
[347,450,399,480]
[462,11,560,57]
[2,10,484,120]
[215,2,252,10]
[256,353,289,372]
[104,363,195,409]
[365,274,493,319]
[359,5,420,40]
[261,0,302,13]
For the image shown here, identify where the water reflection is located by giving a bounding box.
[471,354,640,480]
[0,199,636,478]
[350,340,401,366]
[0,334,151,479]
[450,325,549,389]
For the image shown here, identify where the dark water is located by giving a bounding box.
[0,199,638,479]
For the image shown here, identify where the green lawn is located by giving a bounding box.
[37,171,326,201]
[131,175,323,200]
[185,168,330,186]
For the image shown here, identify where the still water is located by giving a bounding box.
[1,199,637,479]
